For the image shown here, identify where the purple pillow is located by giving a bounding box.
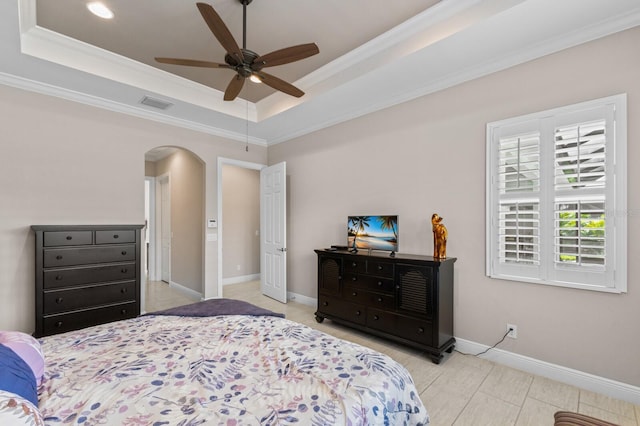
[0,332,44,387]
[0,344,38,406]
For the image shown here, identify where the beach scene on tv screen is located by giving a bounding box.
[348,216,398,251]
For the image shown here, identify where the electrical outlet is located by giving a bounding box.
[506,324,518,339]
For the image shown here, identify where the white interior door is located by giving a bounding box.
[260,162,287,303]
[159,175,171,283]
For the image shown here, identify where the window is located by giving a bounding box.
[486,94,627,293]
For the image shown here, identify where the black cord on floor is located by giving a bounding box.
[455,328,512,357]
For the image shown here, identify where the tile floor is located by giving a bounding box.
[144,280,197,312]
[145,280,640,426]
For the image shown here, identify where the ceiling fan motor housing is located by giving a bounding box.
[225,49,261,77]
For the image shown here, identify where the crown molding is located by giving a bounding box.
[266,4,640,145]
[0,71,267,146]
[256,0,516,121]
[20,25,260,121]
[9,0,640,147]
[18,0,512,125]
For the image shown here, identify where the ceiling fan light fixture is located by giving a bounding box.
[249,74,262,84]
[87,2,114,19]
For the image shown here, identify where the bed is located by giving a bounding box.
[1,299,430,425]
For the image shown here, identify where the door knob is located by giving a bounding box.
[278,247,287,252]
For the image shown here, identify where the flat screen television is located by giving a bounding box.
[347,215,398,253]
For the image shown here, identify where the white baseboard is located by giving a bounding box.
[455,338,640,405]
[287,291,317,307]
[169,280,203,301]
[222,274,260,286]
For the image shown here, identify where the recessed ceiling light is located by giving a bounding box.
[87,2,114,19]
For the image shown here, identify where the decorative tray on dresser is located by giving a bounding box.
[32,225,144,337]
[314,249,456,364]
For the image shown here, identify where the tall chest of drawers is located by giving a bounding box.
[32,225,144,337]
[314,249,456,364]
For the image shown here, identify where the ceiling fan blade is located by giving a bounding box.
[224,74,245,101]
[253,43,319,70]
[196,2,243,63]
[256,72,304,98]
[155,57,230,69]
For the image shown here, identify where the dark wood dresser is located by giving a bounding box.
[314,249,456,364]
[32,225,144,337]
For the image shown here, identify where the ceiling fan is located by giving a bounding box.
[155,1,319,101]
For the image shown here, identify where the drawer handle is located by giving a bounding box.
[121,288,128,294]
[323,301,328,306]
[351,292,357,296]
[352,262,357,267]
[121,268,128,273]
[55,297,64,304]
[55,321,63,328]
[56,255,63,260]
[377,297,383,302]
[377,265,383,270]
[418,327,425,334]
[351,276,357,281]
[396,285,400,290]
[66,236,72,240]
[355,310,361,316]
[55,275,63,280]
[373,315,379,321]
[377,281,383,286]
[113,234,119,239]
[120,309,127,315]
[338,275,343,280]
[121,250,127,256]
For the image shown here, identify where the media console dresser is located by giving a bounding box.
[314,249,456,364]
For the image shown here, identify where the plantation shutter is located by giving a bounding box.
[549,108,613,288]
[486,94,626,292]
[490,121,543,281]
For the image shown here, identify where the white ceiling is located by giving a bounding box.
[1,0,639,147]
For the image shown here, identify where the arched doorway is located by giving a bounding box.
[143,146,205,312]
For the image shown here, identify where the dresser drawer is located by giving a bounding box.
[367,292,395,309]
[95,230,136,244]
[43,302,137,336]
[43,245,136,267]
[342,283,369,304]
[43,231,92,247]
[344,259,366,274]
[367,308,433,347]
[43,262,136,289]
[44,281,136,314]
[367,260,394,278]
[344,273,395,293]
[318,296,366,325]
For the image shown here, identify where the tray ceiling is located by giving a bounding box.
[1,0,639,145]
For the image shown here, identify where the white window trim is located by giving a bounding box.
[486,94,627,293]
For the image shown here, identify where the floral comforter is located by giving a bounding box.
[38,315,429,425]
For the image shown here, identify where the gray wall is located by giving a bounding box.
[268,27,640,387]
